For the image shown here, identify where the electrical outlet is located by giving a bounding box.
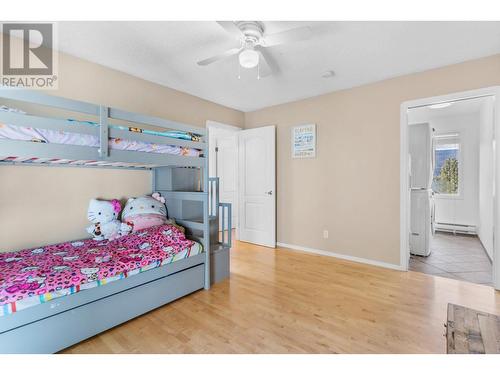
[323,230,329,239]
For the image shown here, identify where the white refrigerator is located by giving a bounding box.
[409,122,435,256]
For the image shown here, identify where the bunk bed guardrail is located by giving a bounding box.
[0,87,207,169]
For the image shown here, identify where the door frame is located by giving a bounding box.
[400,86,500,290]
[206,120,241,230]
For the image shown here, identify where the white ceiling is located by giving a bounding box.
[407,96,487,123]
[56,21,500,112]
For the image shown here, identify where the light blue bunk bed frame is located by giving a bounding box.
[0,88,231,353]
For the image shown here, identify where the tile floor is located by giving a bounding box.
[409,232,493,286]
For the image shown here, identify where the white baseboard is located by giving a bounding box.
[434,222,477,235]
[276,242,404,271]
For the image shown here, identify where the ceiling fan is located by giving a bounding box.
[197,21,312,78]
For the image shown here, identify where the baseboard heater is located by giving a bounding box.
[435,222,477,235]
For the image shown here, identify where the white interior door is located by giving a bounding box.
[238,125,276,247]
[217,134,238,229]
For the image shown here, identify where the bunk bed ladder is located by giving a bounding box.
[208,177,232,284]
[208,177,232,247]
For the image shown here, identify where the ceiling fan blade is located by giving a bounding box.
[197,47,242,66]
[256,46,279,77]
[261,26,312,47]
[217,21,245,39]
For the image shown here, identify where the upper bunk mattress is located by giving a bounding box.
[0,121,202,157]
[0,224,203,317]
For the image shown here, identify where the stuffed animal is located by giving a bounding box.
[86,199,123,241]
[121,192,169,233]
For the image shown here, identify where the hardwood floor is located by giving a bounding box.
[63,240,500,354]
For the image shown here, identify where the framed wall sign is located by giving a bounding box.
[292,123,316,158]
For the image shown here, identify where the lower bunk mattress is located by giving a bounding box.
[0,224,203,317]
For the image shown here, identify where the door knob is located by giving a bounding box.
[266,191,273,195]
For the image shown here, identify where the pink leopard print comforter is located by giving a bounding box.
[0,224,202,316]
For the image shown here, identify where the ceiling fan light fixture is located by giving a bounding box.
[239,49,259,69]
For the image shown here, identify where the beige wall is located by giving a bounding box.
[0,46,244,252]
[245,54,500,266]
[1,167,151,251]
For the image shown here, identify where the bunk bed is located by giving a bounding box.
[0,88,232,353]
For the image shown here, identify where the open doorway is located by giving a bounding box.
[207,120,240,236]
[400,87,500,290]
[207,121,277,248]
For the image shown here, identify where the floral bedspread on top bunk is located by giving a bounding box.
[0,224,202,316]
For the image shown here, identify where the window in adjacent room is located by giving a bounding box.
[432,133,461,196]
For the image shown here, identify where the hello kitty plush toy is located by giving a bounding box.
[86,199,124,241]
[121,192,169,233]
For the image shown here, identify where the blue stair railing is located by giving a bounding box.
[208,177,232,248]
